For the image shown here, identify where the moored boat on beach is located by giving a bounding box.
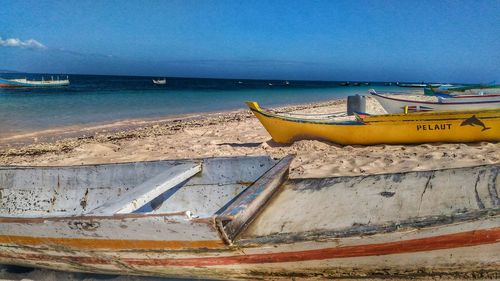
[0,156,499,279]
[370,90,500,113]
[0,76,69,88]
[246,101,500,145]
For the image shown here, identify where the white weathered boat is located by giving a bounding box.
[0,156,498,279]
[0,76,69,88]
[152,78,166,85]
[370,90,500,113]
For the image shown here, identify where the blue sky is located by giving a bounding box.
[0,0,498,82]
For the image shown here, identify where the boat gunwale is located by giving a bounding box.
[359,114,500,123]
[0,155,272,169]
[359,107,500,117]
[0,210,212,223]
[284,162,499,181]
[248,103,364,125]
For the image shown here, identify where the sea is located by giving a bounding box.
[0,73,412,141]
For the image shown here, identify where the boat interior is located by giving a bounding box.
[1,155,498,245]
[0,156,277,219]
[238,163,499,243]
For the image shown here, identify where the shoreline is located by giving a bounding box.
[1,96,498,179]
[0,97,349,149]
[0,88,423,148]
[0,98,346,157]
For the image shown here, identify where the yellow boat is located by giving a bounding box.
[246,101,500,145]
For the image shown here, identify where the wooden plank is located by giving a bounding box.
[91,162,201,215]
[216,155,293,244]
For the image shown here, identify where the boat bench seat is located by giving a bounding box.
[90,162,202,215]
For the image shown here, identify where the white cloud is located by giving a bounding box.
[0,37,47,49]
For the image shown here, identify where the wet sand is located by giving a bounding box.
[1,96,498,179]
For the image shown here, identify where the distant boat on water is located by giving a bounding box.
[152,78,166,85]
[397,82,427,87]
[0,76,69,88]
[397,82,455,88]
[428,83,454,87]
[338,82,350,86]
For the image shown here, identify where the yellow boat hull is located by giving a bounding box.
[247,102,500,145]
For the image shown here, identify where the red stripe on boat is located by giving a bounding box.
[126,227,500,266]
[1,227,499,267]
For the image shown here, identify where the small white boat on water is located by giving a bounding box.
[0,76,69,88]
[370,89,500,113]
[152,78,166,85]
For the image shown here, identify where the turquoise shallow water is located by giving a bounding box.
[0,74,407,137]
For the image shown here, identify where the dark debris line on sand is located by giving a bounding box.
[0,100,344,161]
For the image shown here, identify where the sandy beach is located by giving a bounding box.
[1,95,498,179]
[1,95,499,281]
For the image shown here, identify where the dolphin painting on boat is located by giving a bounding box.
[461,115,491,131]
